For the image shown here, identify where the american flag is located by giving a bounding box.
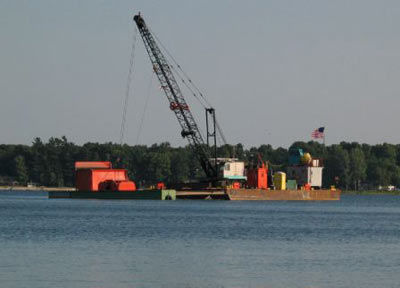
[311,127,325,139]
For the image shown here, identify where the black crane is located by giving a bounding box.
[133,13,218,179]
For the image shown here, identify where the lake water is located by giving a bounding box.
[1,191,399,288]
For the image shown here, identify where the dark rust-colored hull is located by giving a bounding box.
[226,188,341,201]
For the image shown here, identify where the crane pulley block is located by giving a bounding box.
[181,130,195,138]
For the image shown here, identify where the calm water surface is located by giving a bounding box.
[1,191,400,288]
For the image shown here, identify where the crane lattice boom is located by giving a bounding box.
[133,13,217,179]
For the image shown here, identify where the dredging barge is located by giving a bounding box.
[48,159,340,201]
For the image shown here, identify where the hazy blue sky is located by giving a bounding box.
[1,0,399,148]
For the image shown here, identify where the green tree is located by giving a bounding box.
[14,155,28,184]
[143,143,172,184]
[323,145,350,189]
[349,147,367,190]
[170,148,190,183]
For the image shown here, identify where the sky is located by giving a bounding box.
[1,0,400,148]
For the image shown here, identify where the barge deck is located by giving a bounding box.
[49,188,340,200]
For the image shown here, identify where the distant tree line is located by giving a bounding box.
[1,136,400,190]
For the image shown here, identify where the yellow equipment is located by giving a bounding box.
[273,172,286,190]
[301,153,312,165]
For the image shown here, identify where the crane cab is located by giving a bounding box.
[209,158,247,181]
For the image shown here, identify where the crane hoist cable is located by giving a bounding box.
[135,70,154,145]
[148,26,213,108]
[144,51,209,140]
[169,61,227,145]
[148,25,228,146]
[134,13,218,178]
[169,64,217,143]
[169,63,207,109]
[215,118,227,145]
[119,26,138,145]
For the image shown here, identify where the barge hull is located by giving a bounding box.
[226,188,340,201]
[48,189,340,201]
[48,189,176,200]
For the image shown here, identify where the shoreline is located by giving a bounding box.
[0,186,75,192]
[341,190,400,195]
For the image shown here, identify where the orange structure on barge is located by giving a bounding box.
[75,161,136,192]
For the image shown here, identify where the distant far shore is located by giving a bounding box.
[0,186,75,192]
[341,190,400,195]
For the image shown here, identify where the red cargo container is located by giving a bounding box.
[246,167,268,189]
[97,179,136,191]
[75,161,136,192]
[76,169,129,191]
